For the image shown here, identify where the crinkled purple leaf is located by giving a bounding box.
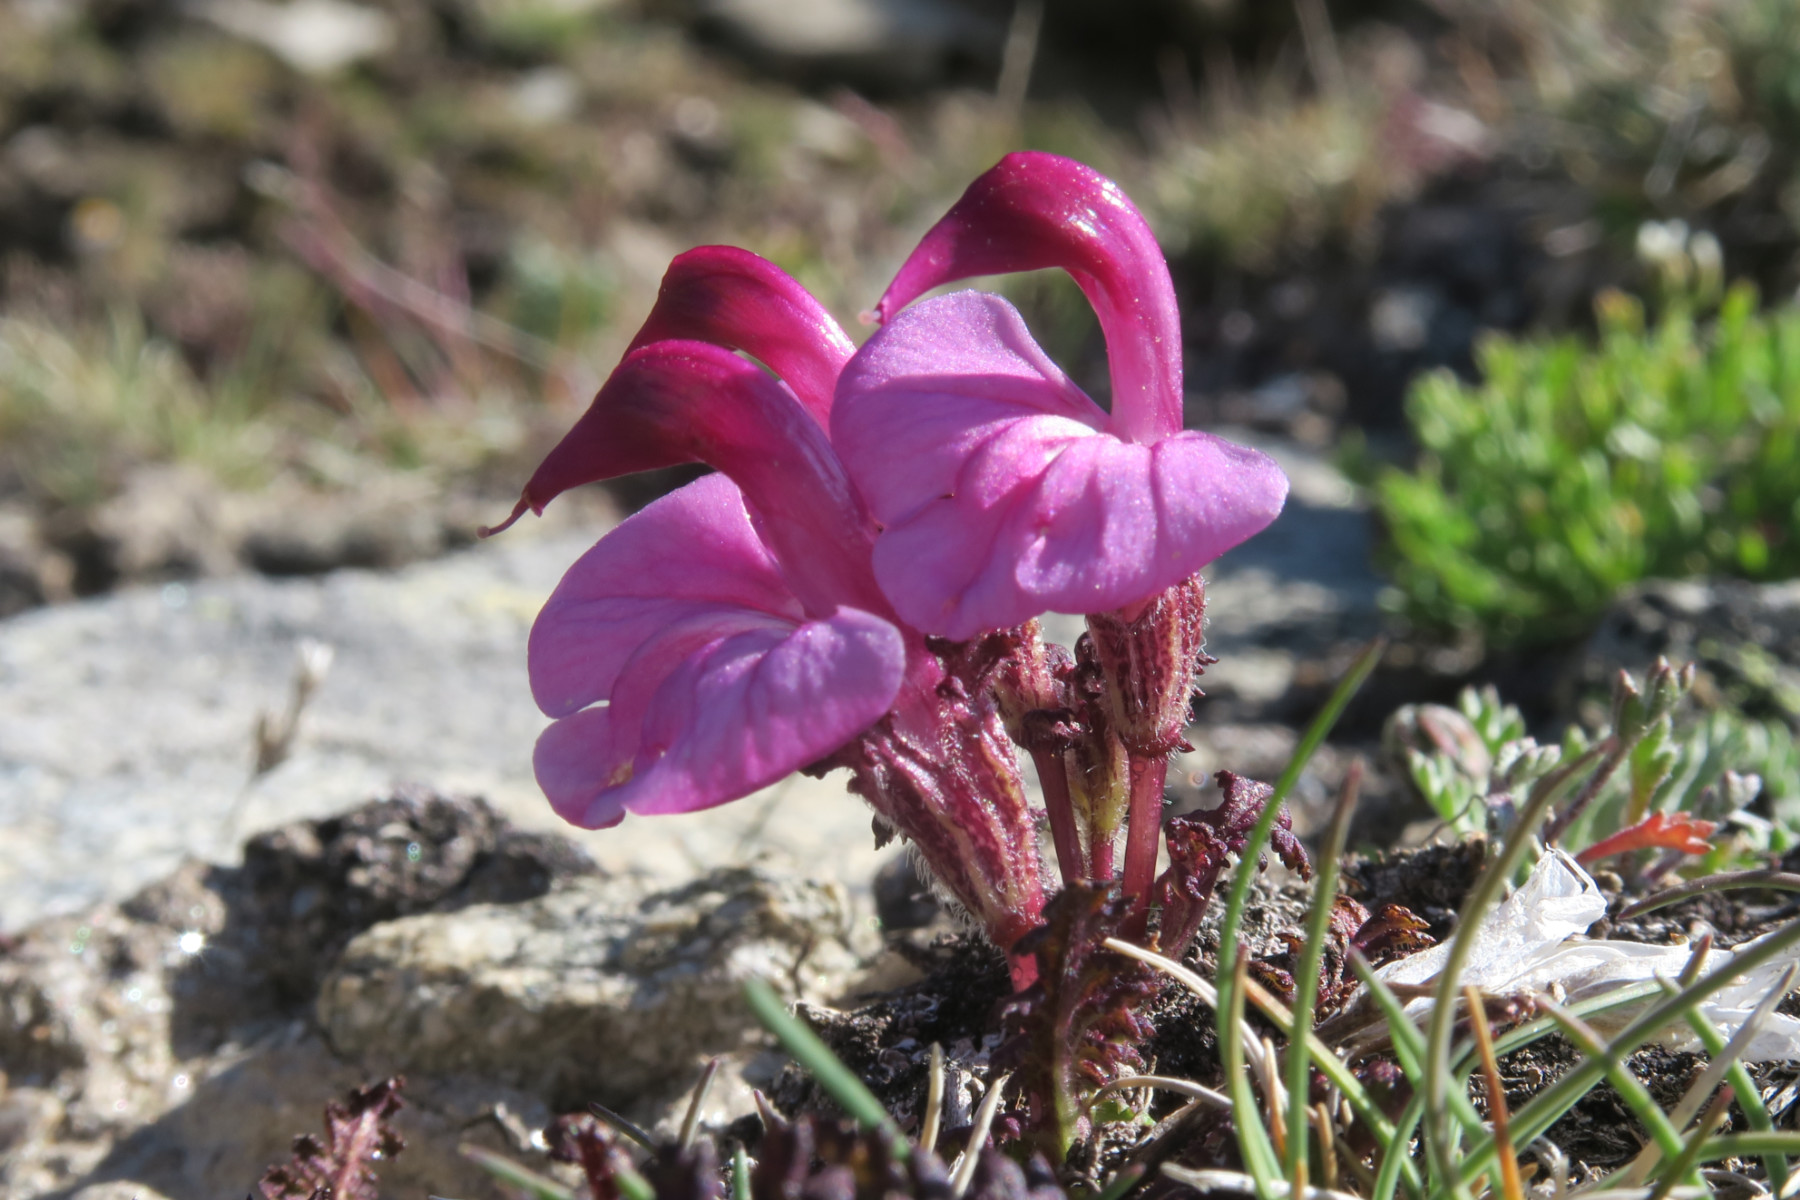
[999,883,1157,1161]
[259,1078,405,1200]
[834,292,1288,639]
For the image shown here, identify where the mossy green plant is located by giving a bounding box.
[1375,284,1800,645]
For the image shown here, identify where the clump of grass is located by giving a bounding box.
[0,312,275,509]
[1444,0,1800,225]
[1145,87,1394,270]
[1155,658,1800,1200]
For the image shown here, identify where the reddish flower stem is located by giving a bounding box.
[1121,755,1168,914]
[1088,827,1115,881]
[1030,747,1085,888]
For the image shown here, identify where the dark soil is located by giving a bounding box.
[780,837,1800,1190]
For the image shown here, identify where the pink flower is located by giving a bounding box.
[493,248,1044,979]
[831,152,1290,642]
[482,246,883,827]
[523,342,904,829]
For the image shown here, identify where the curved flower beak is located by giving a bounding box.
[499,338,888,618]
[874,151,1183,442]
[628,245,854,427]
[484,246,853,536]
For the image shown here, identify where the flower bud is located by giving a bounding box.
[1082,576,1209,758]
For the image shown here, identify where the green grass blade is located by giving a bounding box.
[1619,870,1800,918]
[1693,1132,1800,1160]
[1347,954,1487,1145]
[1369,1091,1426,1200]
[1420,773,1580,1195]
[1222,955,1283,1195]
[1106,938,1422,1199]
[1483,981,1665,1061]
[1284,764,1361,1189]
[1457,914,1800,1188]
[1537,1003,1685,1164]
[1088,1163,1145,1200]
[1215,641,1383,1073]
[461,1144,586,1200]
[1674,993,1788,1190]
[744,977,905,1153]
[1645,1088,1729,1200]
[732,1144,752,1200]
[1213,640,1382,1199]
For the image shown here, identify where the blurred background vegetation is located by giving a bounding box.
[5,0,1800,692]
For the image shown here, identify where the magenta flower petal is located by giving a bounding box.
[528,473,801,719]
[533,606,906,829]
[627,245,854,426]
[874,151,1182,441]
[835,292,1287,639]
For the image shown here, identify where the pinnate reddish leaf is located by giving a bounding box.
[1575,812,1717,865]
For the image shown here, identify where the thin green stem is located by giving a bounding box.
[1647,1086,1732,1200]
[1675,992,1788,1189]
[1284,761,1361,1189]
[1538,1003,1685,1163]
[1421,758,1586,1194]
[1106,938,1422,1199]
[1223,953,1282,1196]
[1216,641,1383,1042]
[1618,870,1800,919]
[732,1146,752,1200]
[1458,913,1800,1188]
[1214,640,1383,1200]
[1543,735,1628,843]
[743,978,905,1154]
[1691,1132,1800,1159]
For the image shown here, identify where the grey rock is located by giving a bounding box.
[92,1029,547,1200]
[0,794,860,1199]
[318,865,870,1110]
[0,510,892,934]
[232,473,474,577]
[696,0,1001,89]
[0,507,64,618]
[196,0,397,75]
[86,466,241,585]
[69,1182,177,1200]
[160,788,597,1046]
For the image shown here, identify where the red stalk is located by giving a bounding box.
[1088,825,1115,881]
[1121,755,1168,914]
[1031,746,1085,888]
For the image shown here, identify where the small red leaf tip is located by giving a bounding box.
[1575,812,1718,865]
